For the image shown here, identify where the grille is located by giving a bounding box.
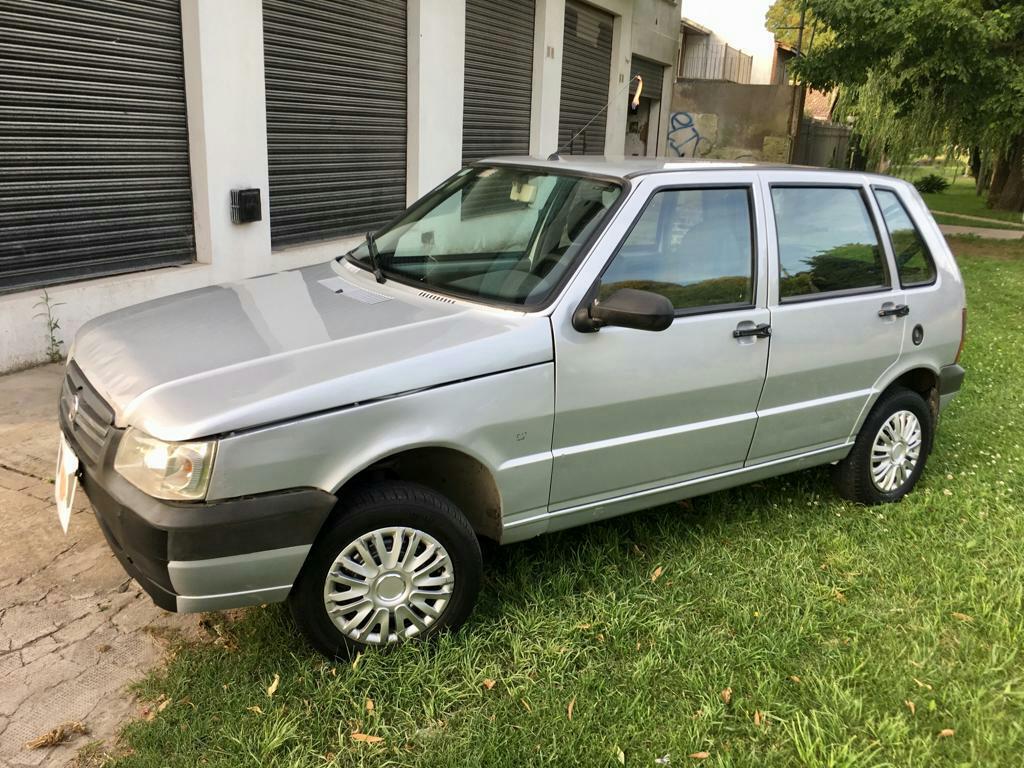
[59,361,114,465]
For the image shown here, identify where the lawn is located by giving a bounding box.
[896,164,1024,226]
[931,212,1024,233]
[105,236,1023,767]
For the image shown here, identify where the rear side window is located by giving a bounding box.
[601,188,754,312]
[873,188,937,286]
[771,186,889,300]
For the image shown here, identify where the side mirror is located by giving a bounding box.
[573,287,674,333]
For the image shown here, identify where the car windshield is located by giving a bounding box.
[347,166,622,307]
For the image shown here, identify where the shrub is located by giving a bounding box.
[913,173,950,194]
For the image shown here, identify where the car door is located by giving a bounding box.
[548,173,771,522]
[746,172,906,464]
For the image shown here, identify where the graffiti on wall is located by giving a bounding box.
[667,111,717,158]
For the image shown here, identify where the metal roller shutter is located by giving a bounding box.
[558,0,613,156]
[463,0,535,164]
[0,0,195,294]
[630,55,664,99]
[263,0,407,248]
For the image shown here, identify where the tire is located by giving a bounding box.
[288,480,482,658]
[832,386,934,505]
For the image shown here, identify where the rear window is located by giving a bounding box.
[873,188,937,287]
[771,186,889,300]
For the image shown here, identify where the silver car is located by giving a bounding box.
[57,158,966,657]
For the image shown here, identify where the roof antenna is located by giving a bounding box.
[548,74,642,161]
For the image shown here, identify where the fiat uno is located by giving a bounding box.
[55,158,966,657]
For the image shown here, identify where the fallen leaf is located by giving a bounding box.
[651,565,664,583]
[351,732,384,744]
[576,623,592,630]
[904,699,916,716]
[266,673,280,698]
[938,728,955,738]
[141,706,155,722]
[753,710,763,727]
[482,678,496,690]
[951,612,973,623]
[943,488,953,496]
[655,755,671,766]
[157,698,171,713]
[788,675,801,684]
[596,633,605,642]
[720,687,732,704]
[352,652,363,671]
[614,745,625,764]
[833,588,847,603]
[913,677,933,691]
[96,644,111,653]
[689,751,710,760]
[567,696,576,720]
[246,706,263,715]
[366,698,375,713]
[25,721,89,749]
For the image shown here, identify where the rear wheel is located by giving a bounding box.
[832,387,933,505]
[289,481,482,658]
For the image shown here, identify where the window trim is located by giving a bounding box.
[870,184,938,289]
[596,183,759,318]
[769,182,894,304]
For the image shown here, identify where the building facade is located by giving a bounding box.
[0,0,678,371]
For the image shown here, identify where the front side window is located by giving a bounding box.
[874,188,937,286]
[600,187,754,311]
[772,186,889,300]
[348,166,621,307]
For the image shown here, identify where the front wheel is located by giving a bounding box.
[832,386,934,505]
[289,481,482,658]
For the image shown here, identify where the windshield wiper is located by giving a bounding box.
[364,231,386,284]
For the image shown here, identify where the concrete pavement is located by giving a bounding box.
[0,364,192,767]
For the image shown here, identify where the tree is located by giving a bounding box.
[772,0,1024,211]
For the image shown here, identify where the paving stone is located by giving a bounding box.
[0,364,197,767]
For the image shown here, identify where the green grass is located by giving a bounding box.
[895,164,1024,226]
[110,236,1024,767]
[931,213,1024,232]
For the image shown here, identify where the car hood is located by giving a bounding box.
[71,261,553,441]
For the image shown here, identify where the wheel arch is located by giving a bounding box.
[853,363,941,438]
[328,446,503,543]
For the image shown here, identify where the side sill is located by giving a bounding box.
[502,442,852,541]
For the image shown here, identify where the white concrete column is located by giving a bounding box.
[603,5,633,156]
[180,0,272,279]
[407,0,465,203]
[656,63,674,155]
[529,0,565,157]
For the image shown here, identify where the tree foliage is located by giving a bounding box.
[772,0,1024,209]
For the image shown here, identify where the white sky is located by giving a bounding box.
[681,0,778,84]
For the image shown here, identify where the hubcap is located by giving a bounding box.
[870,410,922,492]
[323,526,454,645]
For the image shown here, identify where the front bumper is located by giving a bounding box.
[59,364,336,612]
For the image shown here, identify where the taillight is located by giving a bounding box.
[955,307,967,363]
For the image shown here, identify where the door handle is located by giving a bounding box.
[733,323,772,339]
[878,304,910,318]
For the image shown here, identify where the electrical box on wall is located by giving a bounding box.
[230,188,262,224]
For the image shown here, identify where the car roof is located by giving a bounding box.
[477,155,904,186]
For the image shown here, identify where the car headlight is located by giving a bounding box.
[114,428,216,501]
